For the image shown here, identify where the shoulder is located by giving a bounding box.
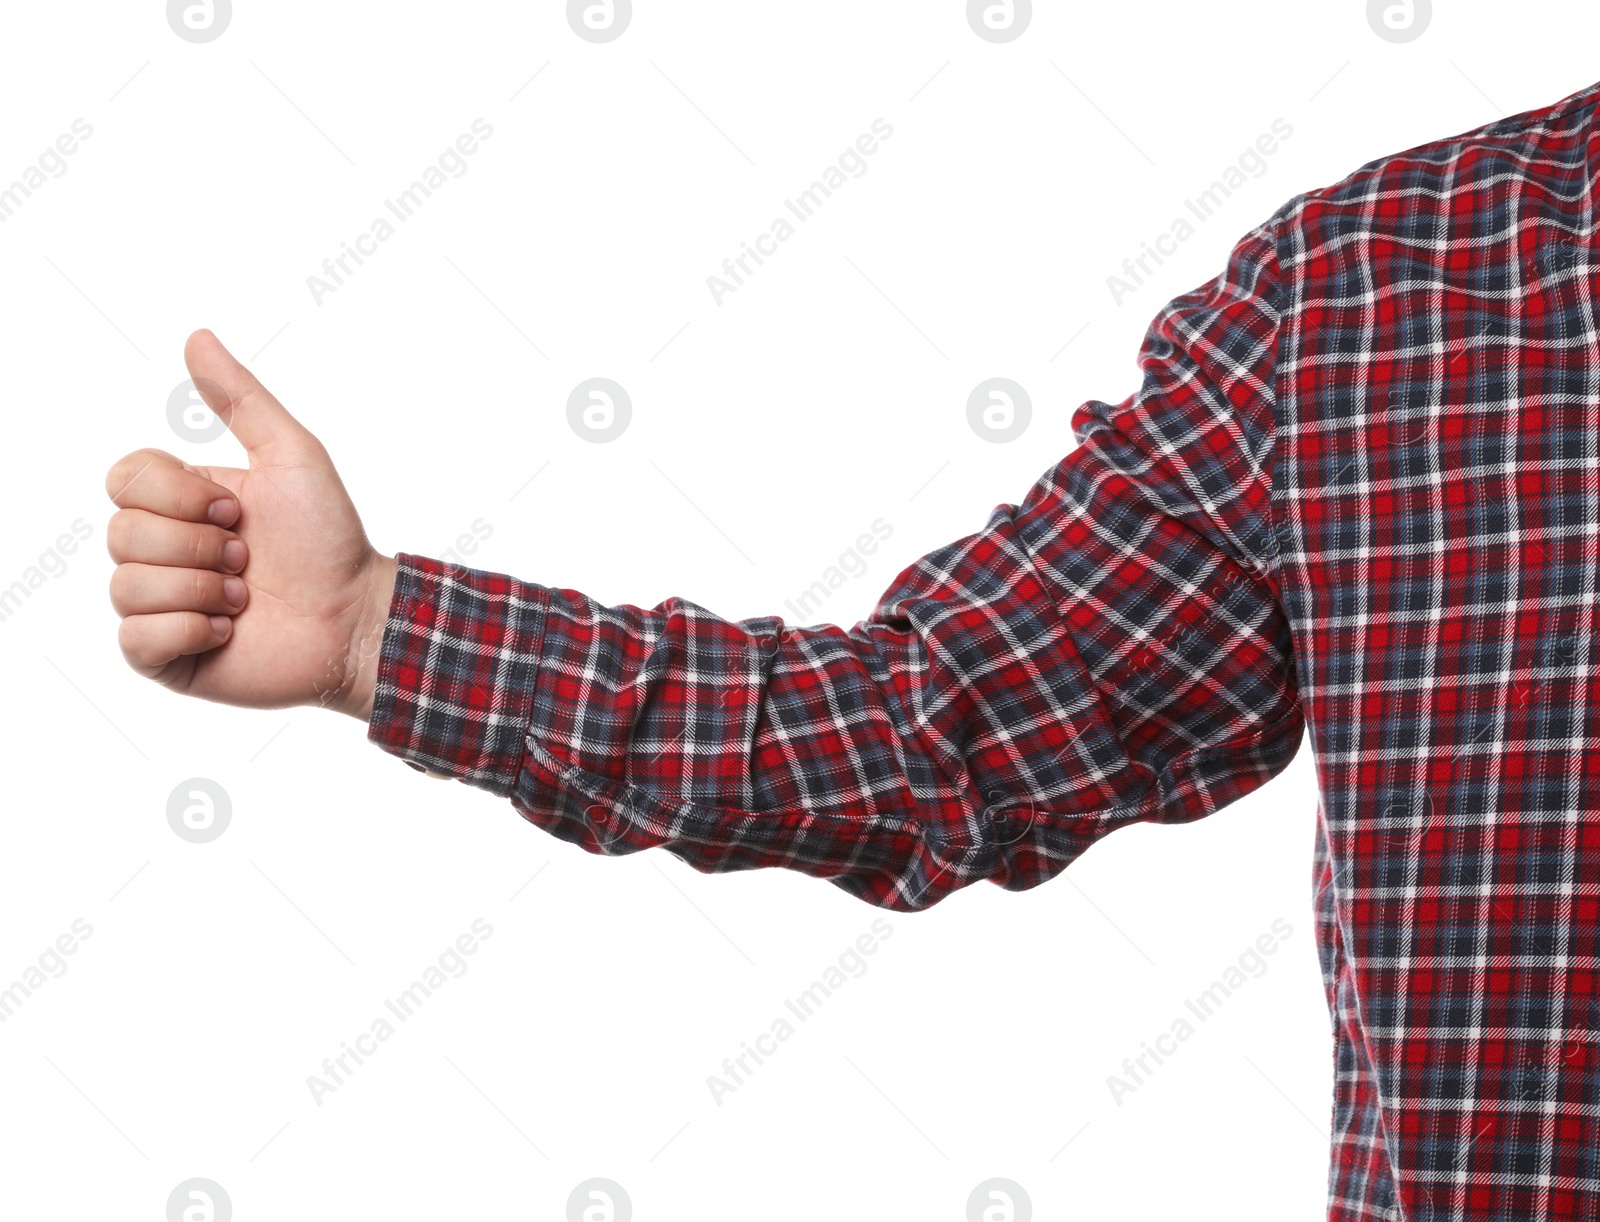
[1263,77,1600,274]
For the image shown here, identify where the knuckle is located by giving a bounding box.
[106,510,135,560]
[105,449,171,503]
[105,460,138,502]
[179,483,209,523]
[116,616,142,658]
[107,565,133,612]
[187,611,216,649]
[190,569,216,605]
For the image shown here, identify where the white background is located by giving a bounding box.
[0,2,1591,1219]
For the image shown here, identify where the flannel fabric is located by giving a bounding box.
[370,76,1600,1221]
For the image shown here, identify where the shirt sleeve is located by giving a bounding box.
[366,212,1305,912]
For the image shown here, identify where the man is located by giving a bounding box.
[106,75,1600,1222]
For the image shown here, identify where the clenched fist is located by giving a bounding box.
[105,330,397,720]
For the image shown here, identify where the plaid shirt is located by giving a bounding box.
[369,75,1600,1222]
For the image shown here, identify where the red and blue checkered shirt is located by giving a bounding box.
[369,76,1600,1222]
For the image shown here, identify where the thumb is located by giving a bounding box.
[183,328,320,462]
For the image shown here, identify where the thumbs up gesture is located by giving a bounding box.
[105,330,397,719]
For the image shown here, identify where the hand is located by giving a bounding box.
[105,329,398,721]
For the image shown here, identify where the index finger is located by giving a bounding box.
[104,447,239,526]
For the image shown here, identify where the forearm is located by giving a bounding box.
[358,444,1301,912]
[361,549,1037,910]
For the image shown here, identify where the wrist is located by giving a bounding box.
[332,551,399,722]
